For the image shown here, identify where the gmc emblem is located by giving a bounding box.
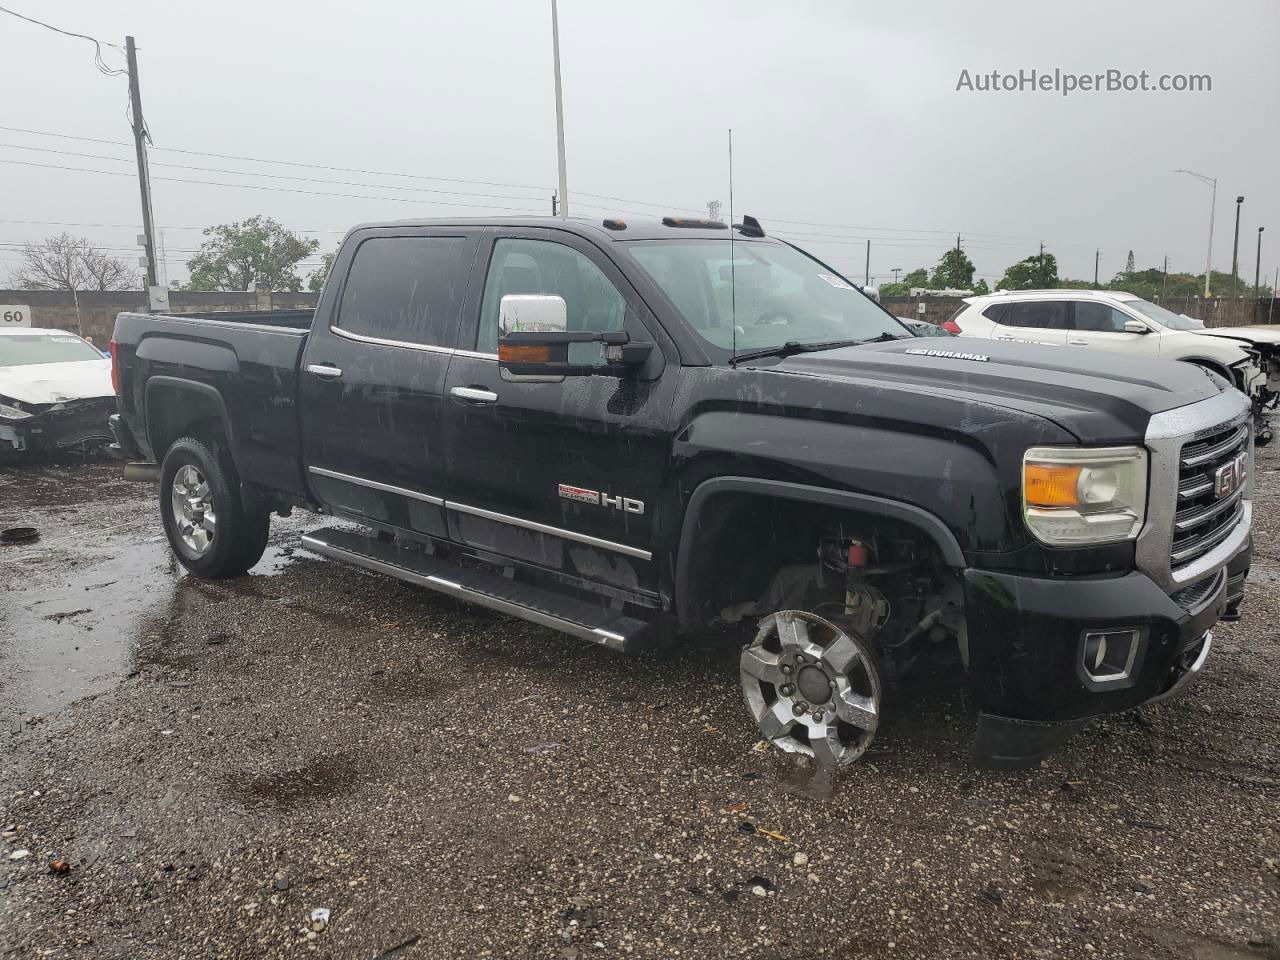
[1213,451,1248,499]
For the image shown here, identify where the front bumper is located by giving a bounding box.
[0,398,116,457]
[963,538,1250,769]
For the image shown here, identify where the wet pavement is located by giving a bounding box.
[0,454,1277,958]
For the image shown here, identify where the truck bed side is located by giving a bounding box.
[113,311,311,500]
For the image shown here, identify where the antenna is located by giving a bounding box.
[728,128,737,365]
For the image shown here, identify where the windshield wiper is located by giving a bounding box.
[729,338,862,365]
[856,332,912,344]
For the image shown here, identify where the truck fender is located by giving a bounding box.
[673,476,966,629]
[143,376,238,464]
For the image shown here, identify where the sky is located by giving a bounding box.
[1,0,1278,291]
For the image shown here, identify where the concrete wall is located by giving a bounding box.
[0,290,320,344]
[883,295,1280,329]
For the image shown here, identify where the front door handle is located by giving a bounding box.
[307,363,343,380]
[450,386,499,405]
[1067,339,1088,345]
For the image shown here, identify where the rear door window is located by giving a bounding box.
[1005,301,1068,329]
[335,236,473,347]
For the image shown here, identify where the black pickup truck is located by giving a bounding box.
[110,216,1253,768]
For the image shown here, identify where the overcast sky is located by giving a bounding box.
[2,0,1278,290]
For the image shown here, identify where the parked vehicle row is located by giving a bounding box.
[947,289,1276,444]
[110,215,1253,770]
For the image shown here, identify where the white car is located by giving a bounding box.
[946,289,1272,442]
[0,327,116,457]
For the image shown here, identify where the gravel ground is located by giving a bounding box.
[0,450,1277,960]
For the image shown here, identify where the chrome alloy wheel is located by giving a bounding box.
[740,610,881,766]
[170,463,217,557]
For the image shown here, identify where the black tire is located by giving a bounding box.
[159,435,270,579]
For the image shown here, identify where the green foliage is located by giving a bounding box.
[930,247,976,289]
[307,251,337,293]
[972,278,990,295]
[999,253,1058,290]
[1106,267,1272,300]
[183,216,319,292]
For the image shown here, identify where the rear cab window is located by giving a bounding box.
[334,236,474,347]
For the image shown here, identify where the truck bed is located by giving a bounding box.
[112,310,311,498]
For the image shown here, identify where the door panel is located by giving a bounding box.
[300,230,481,537]
[443,230,674,596]
[990,300,1068,345]
[1065,302,1161,358]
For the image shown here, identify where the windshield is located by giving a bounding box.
[0,333,105,367]
[1121,298,1204,330]
[623,239,908,358]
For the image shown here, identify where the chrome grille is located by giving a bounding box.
[1172,422,1249,569]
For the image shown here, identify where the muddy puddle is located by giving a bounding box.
[0,491,304,722]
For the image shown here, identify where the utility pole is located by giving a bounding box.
[126,35,158,291]
[550,0,569,218]
[892,268,902,285]
[865,240,870,286]
[1039,241,1044,258]
[1094,249,1100,287]
[551,192,558,216]
[707,200,722,222]
[1162,255,1169,299]
[1230,195,1244,299]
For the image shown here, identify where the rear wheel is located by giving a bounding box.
[740,610,881,767]
[159,436,269,578]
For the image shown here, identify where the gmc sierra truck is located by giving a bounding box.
[110,216,1253,769]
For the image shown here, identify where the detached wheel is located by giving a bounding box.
[159,436,269,579]
[740,610,881,766]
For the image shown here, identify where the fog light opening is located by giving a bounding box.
[1081,629,1141,684]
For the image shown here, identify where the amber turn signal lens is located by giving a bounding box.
[498,343,551,363]
[1024,463,1083,508]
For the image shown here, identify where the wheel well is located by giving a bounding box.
[145,381,231,460]
[680,492,960,630]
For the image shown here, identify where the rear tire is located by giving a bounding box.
[159,435,270,579]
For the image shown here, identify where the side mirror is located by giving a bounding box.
[497,294,653,377]
[499,294,568,337]
[1123,319,1149,334]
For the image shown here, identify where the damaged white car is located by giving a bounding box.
[0,328,116,458]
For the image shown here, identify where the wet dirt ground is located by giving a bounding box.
[1,454,1277,959]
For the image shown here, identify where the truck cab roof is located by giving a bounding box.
[346,215,772,243]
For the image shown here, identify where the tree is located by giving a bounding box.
[930,247,976,289]
[307,251,337,292]
[998,253,1058,290]
[972,278,990,295]
[183,216,319,292]
[8,233,133,291]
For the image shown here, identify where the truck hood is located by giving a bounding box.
[0,359,114,406]
[1195,326,1280,346]
[765,337,1222,442]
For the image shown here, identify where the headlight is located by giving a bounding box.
[1022,446,1147,545]
[0,401,31,421]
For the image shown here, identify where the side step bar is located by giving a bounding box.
[300,527,650,653]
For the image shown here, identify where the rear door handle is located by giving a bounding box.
[1068,339,1088,345]
[307,363,343,379]
[450,386,499,405]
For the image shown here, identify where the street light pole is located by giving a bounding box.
[1255,226,1265,295]
[1230,195,1244,299]
[1175,169,1217,297]
[550,0,569,218]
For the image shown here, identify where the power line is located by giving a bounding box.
[0,142,549,203]
[0,157,549,212]
[0,4,126,75]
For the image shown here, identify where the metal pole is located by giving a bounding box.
[865,240,870,286]
[1230,196,1244,300]
[550,0,569,218]
[1162,255,1168,299]
[1255,226,1264,294]
[1206,179,1217,296]
[126,36,158,290]
[1094,249,1099,287]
